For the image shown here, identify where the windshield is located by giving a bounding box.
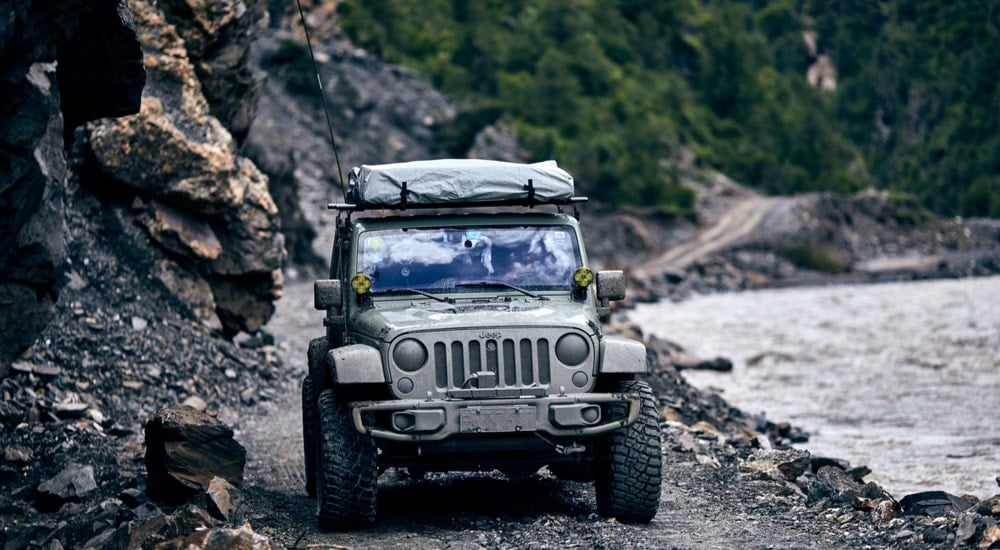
[356,225,583,294]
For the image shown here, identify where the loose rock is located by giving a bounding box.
[899,490,975,517]
[144,404,247,504]
[36,462,98,507]
[206,476,240,521]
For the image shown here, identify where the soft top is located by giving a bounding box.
[345,159,575,208]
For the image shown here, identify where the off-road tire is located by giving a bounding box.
[316,388,378,530]
[303,336,329,498]
[594,379,662,523]
[301,376,318,498]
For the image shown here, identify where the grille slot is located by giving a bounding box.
[432,337,553,391]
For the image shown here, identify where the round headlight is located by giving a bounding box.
[572,267,594,288]
[555,333,590,366]
[393,338,428,372]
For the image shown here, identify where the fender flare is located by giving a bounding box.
[326,344,386,384]
[598,336,648,374]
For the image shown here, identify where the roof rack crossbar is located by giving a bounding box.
[328,196,588,212]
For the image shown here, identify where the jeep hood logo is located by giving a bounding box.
[479,331,502,339]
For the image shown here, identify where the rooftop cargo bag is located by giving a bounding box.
[346,159,574,208]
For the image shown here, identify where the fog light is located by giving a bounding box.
[551,403,602,427]
[351,273,372,294]
[581,405,600,424]
[391,409,445,433]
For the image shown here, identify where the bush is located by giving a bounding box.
[778,242,851,274]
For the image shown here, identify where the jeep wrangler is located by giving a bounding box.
[303,159,662,529]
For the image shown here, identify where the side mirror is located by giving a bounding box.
[596,270,626,301]
[314,279,343,310]
[595,271,626,319]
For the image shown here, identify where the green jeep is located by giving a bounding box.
[303,159,662,529]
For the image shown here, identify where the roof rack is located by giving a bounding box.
[339,159,582,210]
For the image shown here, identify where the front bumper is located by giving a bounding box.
[350,393,641,442]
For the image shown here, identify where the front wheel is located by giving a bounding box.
[594,379,663,523]
[316,388,378,530]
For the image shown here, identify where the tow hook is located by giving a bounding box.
[536,433,586,455]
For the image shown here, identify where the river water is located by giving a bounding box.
[629,275,1000,498]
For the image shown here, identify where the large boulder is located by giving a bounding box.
[144,405,247,505]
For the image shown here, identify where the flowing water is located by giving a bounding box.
[629,275,1000,498]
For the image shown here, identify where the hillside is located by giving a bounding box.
[335,0,999,217]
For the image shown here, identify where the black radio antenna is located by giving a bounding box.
[294,0,347,197]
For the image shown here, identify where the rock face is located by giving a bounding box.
[0,0,144,368]
[86,0,284,336]
[56,1,147,132]
[156,0,267,144]
[1,0,285,366]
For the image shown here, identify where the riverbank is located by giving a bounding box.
[629,275,1000,499]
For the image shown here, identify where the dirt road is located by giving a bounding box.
[638,196,787,274]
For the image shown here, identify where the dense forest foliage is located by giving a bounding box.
[335,0,998,216]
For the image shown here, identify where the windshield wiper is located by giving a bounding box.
[375,288,454,303]
[457,281,549,300]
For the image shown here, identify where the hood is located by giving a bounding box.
[349,299,599,343]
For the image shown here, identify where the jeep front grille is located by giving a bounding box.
[432,337,552,390]
[388,328,595,399]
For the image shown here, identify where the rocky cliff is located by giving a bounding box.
[245,6,526,272]
[0,0,285,369]
[84,0,284,337]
